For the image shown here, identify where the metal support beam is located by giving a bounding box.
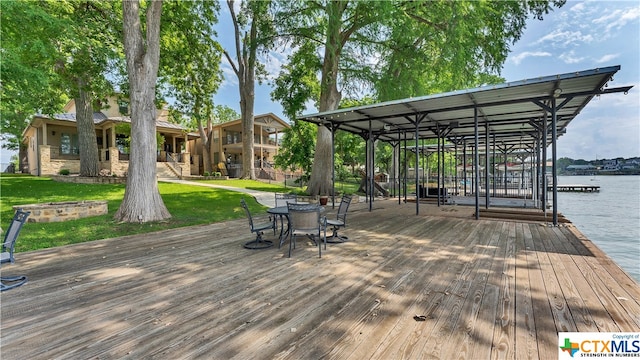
[551,98,558,225]
[474,108,480,220]
[415,117,420,215]
[542,113,548,214]
[485,122,490,209]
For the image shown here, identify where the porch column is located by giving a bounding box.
[191,154,200,175]
[39,145,51,176]
[182,152,191,176]
[111,125,116,148]
[102,128,107,161]
[42,123,48,146]
[108,147,119,175]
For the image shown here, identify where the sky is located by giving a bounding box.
[2,0,637,166]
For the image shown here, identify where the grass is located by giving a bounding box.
[0,174,292,253]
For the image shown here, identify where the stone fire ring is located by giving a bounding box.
[13,201,108,223]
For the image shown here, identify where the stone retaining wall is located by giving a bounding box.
[51,175,127,184]
[14,200,108,223]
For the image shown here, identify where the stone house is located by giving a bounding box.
[21,97,290,178]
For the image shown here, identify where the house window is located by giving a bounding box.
[116,135,130,154]
[118,100,129,115]
[60,133,79,155]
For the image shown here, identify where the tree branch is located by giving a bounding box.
[223,50,240,77]
[226,0,243,79]
[145,0,163,71]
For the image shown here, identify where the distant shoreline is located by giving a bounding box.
[559,171,640,176]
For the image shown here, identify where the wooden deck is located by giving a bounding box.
[2,200,639,359]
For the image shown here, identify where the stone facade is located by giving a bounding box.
[39,145,81,175]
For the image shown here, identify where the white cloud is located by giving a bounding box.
[559,50,585,64]
[595,53,620,63]
[593,7,640,32]
[534,29,594,47]
[569,2,586,13]
[260,50,288,81]
[510,51,552,65]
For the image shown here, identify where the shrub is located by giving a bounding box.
[59,169,70,175]
[214,171,221,177]
[203,171,210,176]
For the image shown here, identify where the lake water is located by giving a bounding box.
[555,175,640,283]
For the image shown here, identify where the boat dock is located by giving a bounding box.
[548,184,600,192]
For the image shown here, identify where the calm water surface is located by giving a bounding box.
[556,175,640,283]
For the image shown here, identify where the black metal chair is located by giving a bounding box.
[326,195,352,243]
[1,209,31,291]
[240,199,275,249]
[275,193,297,207]
[287,203,326,258]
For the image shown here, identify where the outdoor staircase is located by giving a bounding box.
[157,162,182,179]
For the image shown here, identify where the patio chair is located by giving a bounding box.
[275,193,297,207]
[287,203,326,258]
[240,199,276,250]
[1,209,30,292]
[326,195,352,243]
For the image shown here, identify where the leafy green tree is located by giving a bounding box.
[115,0,170,223]
[159,0,223,174]
[0,2,67,153]
[223,0,274,179]
[273,0,564,195]
[1,1,122,176]
[273,120,316,177]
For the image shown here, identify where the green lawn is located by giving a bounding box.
[0,175,291,253]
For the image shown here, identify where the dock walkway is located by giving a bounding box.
[548,184,600,192]
[1,200,638,359]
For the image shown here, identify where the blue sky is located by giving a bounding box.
[3,0,637,166]
[214,0,640,161]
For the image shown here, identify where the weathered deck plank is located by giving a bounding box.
[1,200,638,359]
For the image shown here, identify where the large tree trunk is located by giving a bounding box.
[115,0,170,223]
[240,81,255,179]
[227,0,257,180]
[197,114,212,174]
[75,79,100,177]
[307,1,344,196]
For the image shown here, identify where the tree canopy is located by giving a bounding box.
[1,0,122,176]
[272,0,565,195]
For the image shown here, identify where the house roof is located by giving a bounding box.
[215,113,290,133]
[35,112,184,130]
[36,112,109,123]
[29,112,187,133]
[25,110,290,141]
[298,66,633,152]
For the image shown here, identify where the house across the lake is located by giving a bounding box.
[21,97,290,179]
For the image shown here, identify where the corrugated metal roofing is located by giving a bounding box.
[298,66,632,151]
